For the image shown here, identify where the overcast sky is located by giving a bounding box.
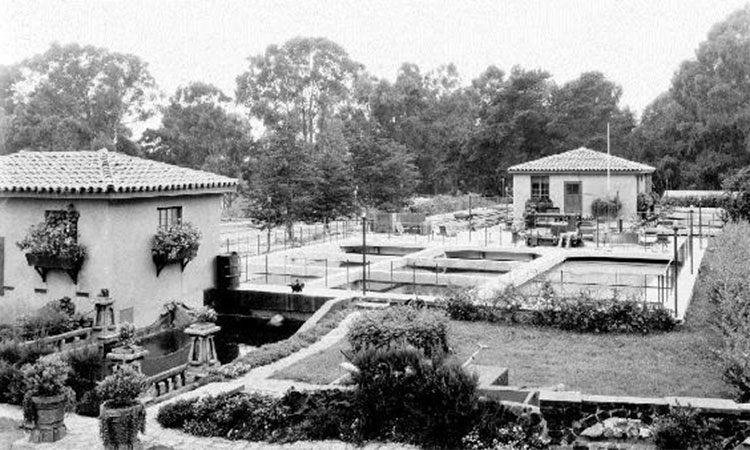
[1,0,748,118]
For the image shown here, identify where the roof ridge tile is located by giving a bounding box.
[0,150,237,195]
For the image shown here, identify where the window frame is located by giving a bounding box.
[530,176,550,200]
[157,206,183,229]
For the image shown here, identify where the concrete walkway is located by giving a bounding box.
[1,312,398,450]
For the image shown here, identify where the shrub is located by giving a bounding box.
[347,306,449,358]
[637,192,659,212]
[14,297,89,340]
[277,389,357,443]
[0,340,51,405]
[0,339,39,365]
[66,346,104,400]
[653,406,722,450]
[531,292,676,334]
[214,334,239,364]
[351,344,478,448]
[75,389,103,417]
[157,392,284,440]
[408,194,498,216]
[443,288,494,322]
[156,398,198,429]
[701,222,750,401]
[0,360,24,404]
[157,389,357,442]
[591,197,622,217]
[660,194,727,209]
[159,348,546,449]
[442,286,524,323]
[96,366,146,408]
[445,283,675,334]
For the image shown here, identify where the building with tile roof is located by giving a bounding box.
[0,149,237,326]
[507,147,655,221]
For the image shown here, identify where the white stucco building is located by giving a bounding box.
[508,148,655,220]
[0,149,236,326]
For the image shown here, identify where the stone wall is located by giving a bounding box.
[541,390,750,446]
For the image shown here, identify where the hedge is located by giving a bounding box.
[442,285,675,334]
[347,306,449,358]
[660,194,727,208]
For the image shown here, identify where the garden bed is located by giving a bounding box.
[272,255,729,397]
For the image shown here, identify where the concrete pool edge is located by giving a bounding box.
[475,239,704,320]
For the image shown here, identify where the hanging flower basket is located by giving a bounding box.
[151,222,201,277]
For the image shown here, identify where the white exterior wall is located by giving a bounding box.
[513,172,649,220]
[0,193,222,326]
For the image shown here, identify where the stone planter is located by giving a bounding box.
[25,253,83,283]
[107,345,149,374]
[185,322,220,378]
[29,394,67,443]
[99,401,146,450]
[94,296,119,341]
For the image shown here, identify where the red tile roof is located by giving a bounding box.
[0,149,237,195]
[507,148,655,174]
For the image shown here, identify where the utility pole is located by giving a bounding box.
[362,213,367,296]
[673,227,679,318]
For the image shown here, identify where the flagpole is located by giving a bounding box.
[607,122,611,198]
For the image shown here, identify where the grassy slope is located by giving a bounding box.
[272,247,730,398]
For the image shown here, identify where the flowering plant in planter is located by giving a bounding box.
[194,306,217,324]
[17,209,86,260]
[97,366,147,449]
[21,354,77,442]
[117,323,139,349]
[17,206,87,283]
[151,222,201,276]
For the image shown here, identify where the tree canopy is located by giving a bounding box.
[235,37,362,145]
[9,9,750,215]
[0,43,158,154]
[628,5,750,190]
[140,82,252,179]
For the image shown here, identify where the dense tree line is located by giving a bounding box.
[3,6,750,225]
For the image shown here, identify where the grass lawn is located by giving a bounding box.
[272,249,731,398]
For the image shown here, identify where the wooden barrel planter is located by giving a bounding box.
[29,394,67,443]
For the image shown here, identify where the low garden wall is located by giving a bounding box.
[541,390,750,444]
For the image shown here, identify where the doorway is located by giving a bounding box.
[564,182,582,214]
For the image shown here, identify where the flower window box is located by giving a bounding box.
[17,205,86,284]
[151,222,201,277]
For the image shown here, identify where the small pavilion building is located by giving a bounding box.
[0,149,237,326]
[507,147,655,220]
